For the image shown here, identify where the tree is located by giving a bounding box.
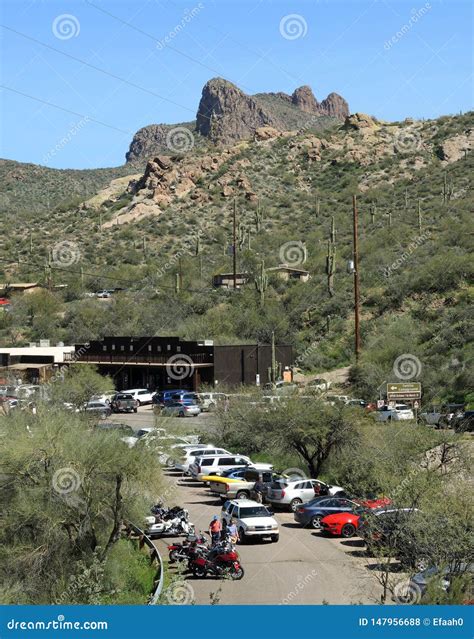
[0,407,166,603]
[50,364,113,408]
[216,396,359,478]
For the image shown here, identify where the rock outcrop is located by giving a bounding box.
[344,113,377,130]
[126,125,172,164]
[196,78,280,144]
[291,85,320,113]
[437,130,473,164]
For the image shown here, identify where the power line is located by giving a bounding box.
[84,0,253,95]
[1,23,210,121]
[0,85,131,134]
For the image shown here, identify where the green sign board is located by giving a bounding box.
[387,382,422,400]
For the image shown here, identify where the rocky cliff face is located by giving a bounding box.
[196,78,280,144]
[126,77,349,162]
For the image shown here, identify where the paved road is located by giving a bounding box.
[154,471,383,605]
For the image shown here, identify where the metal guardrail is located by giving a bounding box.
[125,522,164,604]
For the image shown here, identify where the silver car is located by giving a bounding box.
[267,478,345,512]
[161,401,201,417]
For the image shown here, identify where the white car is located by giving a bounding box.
[189,454,272,482]
[376,404,415,422]
[221,499,279,543]
[267,478,345,512]
[198,392,228,411]
[90,390,116,405]
[174,446,231,474]
[121,426,164,448]
[121,388,154,405]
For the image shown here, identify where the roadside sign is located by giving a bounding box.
[387,382,421,400]
[377,399,385,409]
[413,400,420,409]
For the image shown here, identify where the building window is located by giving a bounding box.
[111,344,115,351]
[102,345,107,351]
[148,344,152,352]
[157,345,162,352]
[167,344,171,351]
[120,345,125,351]
[176,346,181,353]
[130,345,134,351]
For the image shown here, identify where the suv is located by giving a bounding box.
[190,454,256,481]
[376,404,414,421]
[267,478,345,512]
[121,388,154,405]
[198,392,228,412]
[221,499,279,543]
[152,389,184,409]
[174,446,231,474]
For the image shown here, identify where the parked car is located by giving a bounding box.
[83,401,111,419]
[152,389,185,409]
[452,410,474,433]
[198,392,228,411]
[95,422,135,437]
[121,426,165,448]
[325,394,350,405]
[90,390,116,405]
[400,564,474,604]
[161,401,201,417]
[346,399,367,408]
[358,507,420,553]
[420,404,464,428]
[121,388,154,405]
[321,511,363,538]
[375,404,415,422]
[110,393,138,413]
[267,478,346,512]
[175,446,231,474]
[208,467,278,501]
[96,290,112,298]
[293,496,364,529]
[307,378,331,391]
[221,499,279,543]
[190,454,267,481]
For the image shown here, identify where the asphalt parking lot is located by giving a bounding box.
[153,470,384,605]
[108,403,215,433]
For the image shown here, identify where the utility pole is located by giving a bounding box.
[352,195,361,362]
[232,198,237,289]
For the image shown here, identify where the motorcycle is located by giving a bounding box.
[145,508,194,538]
[189,537,244,580]
[168,532,209,564]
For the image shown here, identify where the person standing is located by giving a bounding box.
[253,478,265,504]
[209,515,222,545]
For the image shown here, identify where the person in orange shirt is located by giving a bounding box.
[209,515,222,545]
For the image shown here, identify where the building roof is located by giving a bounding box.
[267,264,309,274]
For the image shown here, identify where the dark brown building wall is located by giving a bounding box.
[213,344,293,387]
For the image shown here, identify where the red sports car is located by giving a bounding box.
[321,497,392,538]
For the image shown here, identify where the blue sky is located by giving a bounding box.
[1,0,472,169]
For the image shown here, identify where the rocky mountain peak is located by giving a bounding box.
[196,77,279,144]
[291,85,320,113]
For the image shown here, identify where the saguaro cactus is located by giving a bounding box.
[442,172,454,203]
[418,199,422,232]
[238,223,247,251]
[195,233,201,256]
[254,200,263,233]
[326,217,336,297]
[370,202,376,225]
[254,260,268,307]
